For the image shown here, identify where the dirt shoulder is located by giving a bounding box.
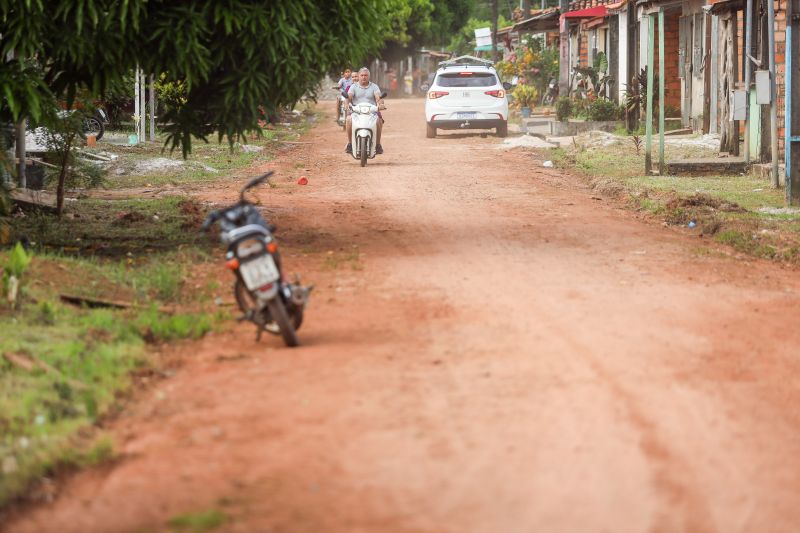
[546,131,800,263]
[6,99,800,533]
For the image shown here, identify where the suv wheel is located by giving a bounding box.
[426,123,437,139]
[496,121,508,138]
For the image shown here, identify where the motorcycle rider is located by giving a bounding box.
[333,68,354,120]
[345,67,385,155]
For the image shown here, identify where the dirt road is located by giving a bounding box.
[7,99,800,533]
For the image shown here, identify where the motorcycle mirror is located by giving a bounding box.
[240,171,274,201]
[502,82,512,91]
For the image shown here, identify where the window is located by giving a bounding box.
[436,72,498,87]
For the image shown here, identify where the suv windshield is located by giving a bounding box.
[436,72,497,88]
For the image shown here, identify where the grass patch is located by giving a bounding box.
[135,307,213,343]
[0,247,224,508]
[18,248,216,307]
[92,115,317,189]
[10,196,208,256]
[168,509,228,532]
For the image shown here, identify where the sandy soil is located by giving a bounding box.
[5,99,800,533]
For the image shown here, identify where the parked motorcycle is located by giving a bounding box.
[201,171,312,347]
[542,78,558,106]
[82,108,108,141]
[344,90,387,167]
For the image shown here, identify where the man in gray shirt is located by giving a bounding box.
[345,67,385,155]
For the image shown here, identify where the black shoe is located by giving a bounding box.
[375,144,384,155]
[345,143,352,154]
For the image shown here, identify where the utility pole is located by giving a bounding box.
[788,0,800,204]
[149,74,156,142]
[767,0,779,187]
[491,0,500,63]
[559,0,570,96]
[15,120,25,188]
[743,0,753,163]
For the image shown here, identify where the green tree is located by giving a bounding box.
[447,15,509,56]
[0,0,391,156]
[379,0,435,61]
[427,0,478,48]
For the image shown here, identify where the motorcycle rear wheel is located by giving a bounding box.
[82,116,104,141]
[234,280,302,333]
[266,297,299,347]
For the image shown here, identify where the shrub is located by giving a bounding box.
[512,84,538,109]
[556,97,573,122]
[586,98,622,121]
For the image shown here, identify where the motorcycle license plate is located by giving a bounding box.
[239,254,280,290]
[457,112,477,119]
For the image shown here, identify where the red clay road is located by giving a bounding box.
[6,98,800,533]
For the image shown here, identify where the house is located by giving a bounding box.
[558,0,789,164]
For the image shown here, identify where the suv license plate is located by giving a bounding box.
[457,112,477,119]
[239,255,280,290]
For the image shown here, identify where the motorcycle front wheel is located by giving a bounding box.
[359,137,368,167]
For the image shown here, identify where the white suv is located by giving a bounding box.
[425,56,510,138]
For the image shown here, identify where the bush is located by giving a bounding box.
[556,97,572,122]
[586,98,622,122]
[512,84,538,109]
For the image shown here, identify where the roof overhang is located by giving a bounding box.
[513,8,560,32]
[707,0,744,14]
[563,6,608,19]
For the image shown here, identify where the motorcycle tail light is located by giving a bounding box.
[428,91,449,99]
[484,90,505,98]
[225,257,240,270]
[267,242,278,253]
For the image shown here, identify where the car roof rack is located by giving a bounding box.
[438,55,495,69]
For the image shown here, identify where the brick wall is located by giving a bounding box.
[663,11,681,110]
[648,11,682,111]
[579,31,589,66]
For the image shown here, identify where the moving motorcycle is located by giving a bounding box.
[345,90,387,167]
[201,171,312,347]
[336,95,347,130]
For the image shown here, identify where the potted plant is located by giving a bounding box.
[512,84,537,118]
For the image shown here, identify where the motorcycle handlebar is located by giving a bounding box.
[200,210,220,232]
[239,171,274,202]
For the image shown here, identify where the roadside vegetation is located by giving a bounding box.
[90,113,316,189]
[0,250,222,507]
[548,133,800,262]
[0,102,324,509]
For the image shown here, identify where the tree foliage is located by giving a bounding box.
[427,0,477,47]
[447,15,509,56]
[1,0,390,156]
[379,0,435,61]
